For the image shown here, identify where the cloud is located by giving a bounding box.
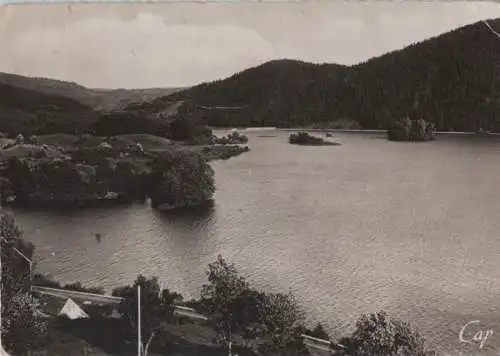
[0,12,277,88]
[272,2,500,65]
[2,2,500,87]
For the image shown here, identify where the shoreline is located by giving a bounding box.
[212,126,500,136]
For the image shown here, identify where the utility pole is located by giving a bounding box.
[137,284,141,356]
[1,235,3,354]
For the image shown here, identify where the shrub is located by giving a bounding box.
[214,129,249,145]
[304,323,330,340]
[33,274,62,289]
[62,282,105,295]
[289,132,328,145]
[333,311,435,356]
[387,117,436,141]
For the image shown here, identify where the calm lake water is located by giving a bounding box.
[8,131,500,354]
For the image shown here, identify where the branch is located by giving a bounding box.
[142,331,157,356]
[483,20,500,40]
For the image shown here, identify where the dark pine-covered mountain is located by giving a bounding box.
[128,60,351,128]
[130,18,500,132]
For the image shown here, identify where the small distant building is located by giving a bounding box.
[98,142,112,149]
[58,298,89,320]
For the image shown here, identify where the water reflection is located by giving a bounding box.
[152,201,218,253]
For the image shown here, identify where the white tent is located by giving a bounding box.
[58,298,89,320]
[0,345,11,356]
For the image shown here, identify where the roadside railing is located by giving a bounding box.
[33,285,332,350]
[33,285,207,320]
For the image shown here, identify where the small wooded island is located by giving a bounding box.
[289,131,341,146]
[387,117,436,141]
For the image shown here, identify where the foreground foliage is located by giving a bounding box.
[1,214,48,355]
[333,311,436,356]
[200,255,250,356]
[111,275,182,356]
[254,292,307,356]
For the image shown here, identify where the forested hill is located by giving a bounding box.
[0,81,96,136]
[132,18,500,131]
[0,73,183,136]
[347,17,500,131]
[127,60,352,128]
[0,82,92,113]
[0,72,183,111]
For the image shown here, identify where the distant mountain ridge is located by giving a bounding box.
[3,18,500,134]
[130,18,500,132]
[0,82,91,113]
[0,72,185,136]
[0,72,183,111]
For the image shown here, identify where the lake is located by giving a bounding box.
[8,130,500,354]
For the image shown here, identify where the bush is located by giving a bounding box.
[33,274,62,289]
[333,311,435,356]
[387,117,436,141]
[289,132,332,145]
[33,274,105,294]
[62,282,105,295]
[214,129,249,145]
[304,323,330,340]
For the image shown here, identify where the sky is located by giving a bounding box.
[1,1,500,89]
